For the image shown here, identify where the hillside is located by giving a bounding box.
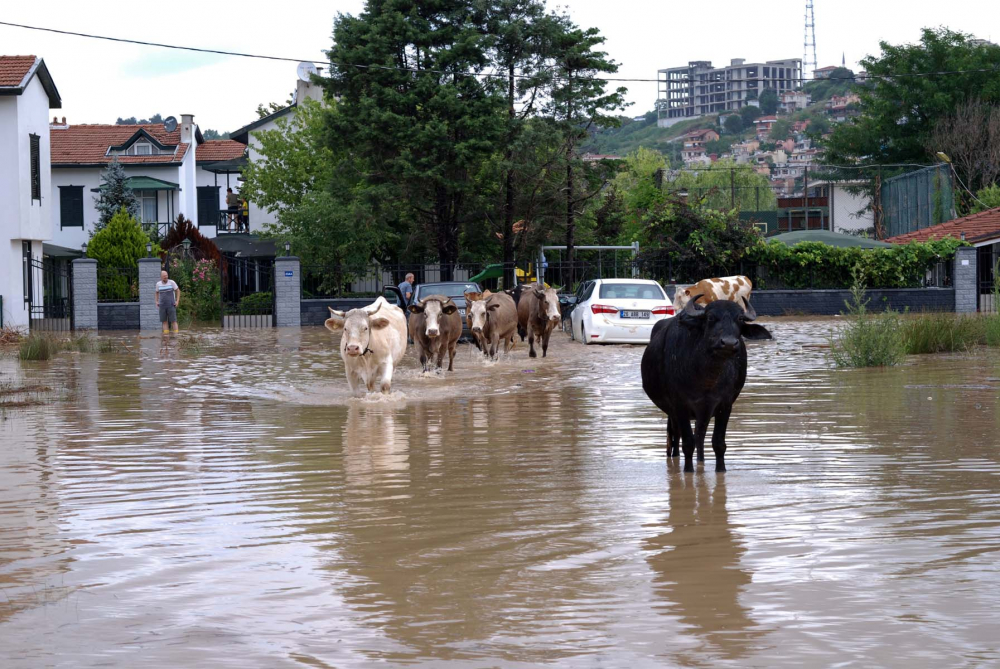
[583,113,720,162]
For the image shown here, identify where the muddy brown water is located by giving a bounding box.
[2,320,999,667]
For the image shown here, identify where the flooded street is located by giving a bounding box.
[2,320,1000,667]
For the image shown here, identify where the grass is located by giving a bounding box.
[0,326,26,346]
[17,334,125,360]
[829,284,907,368]
[900,312,987,354]
[19,335,56,361]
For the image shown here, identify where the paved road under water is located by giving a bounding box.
[2,321,999,667]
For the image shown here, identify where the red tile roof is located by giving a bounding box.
[0,55,37,87]
[197,140,245,162]
[51,124,186,165]
[887,207,1000,244]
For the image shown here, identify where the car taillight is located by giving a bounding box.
[591,304,619,315]
[652,305,675,316]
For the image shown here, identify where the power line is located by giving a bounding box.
[3,20,1000,86]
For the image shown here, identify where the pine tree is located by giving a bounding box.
[93,157,140,234]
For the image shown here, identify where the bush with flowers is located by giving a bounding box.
[169,256,221,325]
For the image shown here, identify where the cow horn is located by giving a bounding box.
[742,296,757,321]
[363,301,383,316]
[328,307,346,318]
[683,294,706,316]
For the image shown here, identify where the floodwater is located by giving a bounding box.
[2,321,999,667]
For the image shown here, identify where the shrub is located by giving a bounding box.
[93,157,140,231]
[829,283,907,368]
[238,292,273,314]
[169,257,222,325]
[160,215,221,265]
[747,237,965,289]
[88,208,158,269]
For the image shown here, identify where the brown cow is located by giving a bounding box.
[526,284,561,358]
[408,295,462,372]
[468,291,517,360]
[464,290,493,351]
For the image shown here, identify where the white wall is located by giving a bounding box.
[0,72,52,328]
[830,185,874,234]
[49,165,184,250]
[245,113,291,233]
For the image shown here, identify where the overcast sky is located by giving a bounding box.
[1,1,995,132]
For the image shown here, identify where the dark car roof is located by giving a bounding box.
[414,282,481,304]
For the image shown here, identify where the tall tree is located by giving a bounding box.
[93,157,140,233]
[544,13,627,284]
[325,0,505,275]
[758,89,779,115]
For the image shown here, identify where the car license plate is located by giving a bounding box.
[620,310,650,319]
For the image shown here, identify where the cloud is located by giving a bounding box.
[120,51,229,78]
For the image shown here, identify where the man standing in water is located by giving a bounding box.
[398,272,415,306]
[155,269,181,333]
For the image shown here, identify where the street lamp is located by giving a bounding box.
[146,242,152,258]
[284,241,291,257]
[182,238,192,259]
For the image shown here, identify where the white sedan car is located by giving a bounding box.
[569,278,676,345]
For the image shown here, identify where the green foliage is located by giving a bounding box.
[723,114,743,135]
[829,282,906,368]
[971,184,1000,213]
[769,119,792,140]
[900,312,986,354]
[160,215,221,265]
[633,196,764,282]
[748,238,966,289]
[669,160,777,212]
[238,292,273,315]
[739,105,761,127]
[582,115,707,163]
[87,208,156,268]
[19,335,54,361]
[802,67,856,102]
[168,257,221,325]
[824,29,1000,178]
[758,89,779,116]
[93,157,139,232]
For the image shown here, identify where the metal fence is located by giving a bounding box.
[882,165,955,238]
[97,266,140,303]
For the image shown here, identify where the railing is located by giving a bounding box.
[98,266,140,303]
[215,210,250,234]
[141,221,174,242]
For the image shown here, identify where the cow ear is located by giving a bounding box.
[407,304,424,314]
[741,323,773,341]
[324,314,345,332]
[488,303,501,311]
[442,304,457,315]
[370,316,392,330]
[534,289,546,299]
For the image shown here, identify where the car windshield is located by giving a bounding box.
[417,283,479,299]
[598,282,665,300]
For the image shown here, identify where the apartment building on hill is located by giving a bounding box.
[656,57,802,127]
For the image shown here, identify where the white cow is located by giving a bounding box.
[325,297,407,395]
[673,275,753,312]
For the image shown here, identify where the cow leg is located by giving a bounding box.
[712,405,732,472]
[528,330,537,358]
[541,327,552,357]
[447,341,456,371]
[675,410,697,473]
[346,369,362,396]
[694,414,711,463]
[435,341,446,369]
[667,417,680,458]
[379,358,394,393]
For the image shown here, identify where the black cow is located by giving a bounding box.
[641,296,772,473]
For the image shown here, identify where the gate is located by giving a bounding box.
[220,255,275,328]
[24,252,73,331]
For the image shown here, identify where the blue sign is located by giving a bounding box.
[284,270,294,277]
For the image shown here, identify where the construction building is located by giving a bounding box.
[656,58,803,127]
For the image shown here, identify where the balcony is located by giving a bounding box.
[214,209,250,235]
[141,221,174,242]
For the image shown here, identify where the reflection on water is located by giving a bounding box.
[1,321,1000,667]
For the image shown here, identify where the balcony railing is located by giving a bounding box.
[215,209,250,234]
[141,221,174,242]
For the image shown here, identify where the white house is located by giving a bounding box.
[48,117,247,249]
[810,180,875,235]
[0,55,60,329]
[228,75,324,232]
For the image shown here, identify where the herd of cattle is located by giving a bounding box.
[324,275,772,472]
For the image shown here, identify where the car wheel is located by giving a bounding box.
[569,318,576,341]
[581,323,589,345]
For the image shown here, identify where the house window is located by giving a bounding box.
[59,186,84,228]
[133,142,152,155]
[30,134,41,201]
[138,190,158,224]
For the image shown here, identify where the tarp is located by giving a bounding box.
[767,230,892,249]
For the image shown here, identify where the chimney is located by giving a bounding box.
[62,117,66,124]
[180,114,195,143]
[295,77,323,105]
[52,116,58,124]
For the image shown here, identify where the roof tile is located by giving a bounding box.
[887,207,1000,244]
[197,140,246,162]
[0,55,37,87]
[51,124,185,165]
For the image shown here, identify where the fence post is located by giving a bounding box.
[273,256,302,328]
[138,257,162,331]
[71,258,98,331]
[953,247,978,313]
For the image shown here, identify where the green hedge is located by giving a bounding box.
[238,292,273,315]
[746,238,965,289]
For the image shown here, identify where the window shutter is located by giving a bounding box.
[30,134,41,201]
[60,186,84,228]
[197,186,220,227]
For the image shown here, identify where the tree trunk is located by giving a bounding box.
[503,62,516,289]
[565,156,575,288]
[435,189,459,280]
